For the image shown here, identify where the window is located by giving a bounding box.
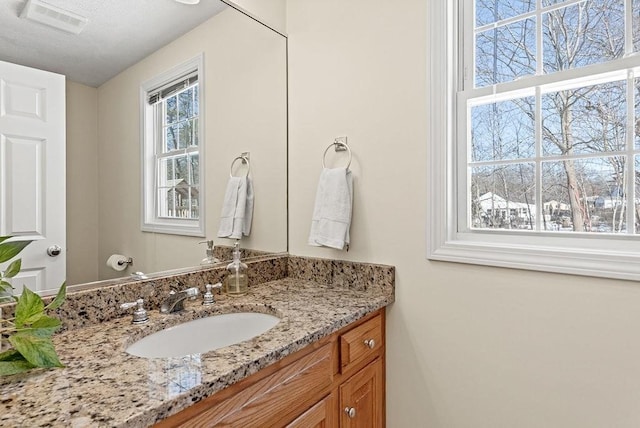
[141,55,205,236]
[427,1,640,280]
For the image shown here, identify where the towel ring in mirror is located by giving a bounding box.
[322,142,352,169]
[230,156,251,178]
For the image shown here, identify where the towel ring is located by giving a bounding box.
[322,142,352,169]
[229,155,251,178]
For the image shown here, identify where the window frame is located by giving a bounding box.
[426,1,640,281]
[140,54,206,237]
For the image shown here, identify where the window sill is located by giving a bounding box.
[428,235,640,281]
[142,220,204,237]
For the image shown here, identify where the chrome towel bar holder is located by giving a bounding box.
[322,137,352,169]
[230,152,251,177]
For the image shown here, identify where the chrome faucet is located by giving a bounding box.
[120,298,149,324]
[160,287,199,313]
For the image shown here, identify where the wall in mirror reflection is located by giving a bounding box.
[66,6,287,285]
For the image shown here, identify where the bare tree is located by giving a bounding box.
[471,0,627,233]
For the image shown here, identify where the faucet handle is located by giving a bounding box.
[171,286,198,296]
[185,287,199,300]
[120,299,139,310]
[120,298,149,325]
[203,283,222,306]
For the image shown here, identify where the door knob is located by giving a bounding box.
[47,245,62,257]
[344,407,356,418]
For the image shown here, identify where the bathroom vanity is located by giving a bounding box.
[156,309,385,427]
[0,255,394,427]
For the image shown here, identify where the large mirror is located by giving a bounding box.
[0,0,287,288]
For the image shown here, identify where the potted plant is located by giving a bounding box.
[0,236,66,376]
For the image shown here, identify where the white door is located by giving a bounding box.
[0,60,66,296]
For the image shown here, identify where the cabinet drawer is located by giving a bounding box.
[340,314,383,373]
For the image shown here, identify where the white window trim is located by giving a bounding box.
[140,54,206,237]
[426,1,640,281]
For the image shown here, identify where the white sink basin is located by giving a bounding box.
[126,312,280,358]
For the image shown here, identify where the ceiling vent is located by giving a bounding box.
[20,0,88,35]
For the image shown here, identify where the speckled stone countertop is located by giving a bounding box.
[0,256,394,427]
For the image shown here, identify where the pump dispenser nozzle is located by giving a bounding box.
[199,240,220,265]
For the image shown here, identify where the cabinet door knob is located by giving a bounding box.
[363,338,375,349]
[344,407,356,418]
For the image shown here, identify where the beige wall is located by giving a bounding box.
[96,7,287,281]
[65,81,99,285]
[227,0,287,34]
[287,0,640,427]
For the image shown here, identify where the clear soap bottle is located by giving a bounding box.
[224,242,248,296]
[199,240,220,266]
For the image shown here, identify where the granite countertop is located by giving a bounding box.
[0,274,394,427]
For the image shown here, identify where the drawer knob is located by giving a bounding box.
[363,338,375,349]
[344,407,356,418]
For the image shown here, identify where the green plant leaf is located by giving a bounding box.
[0,240,31,264]
[0,280,13,293]
[0,236,12,245]
[14,287,45,328]
[0,295,16,305]
[0,359,36,376]
[18,315,61,338]
[8,333,63,369]
[0,348,37,375]
[3,259,21,279]
[0,349,24,362]
[46,282,66,311]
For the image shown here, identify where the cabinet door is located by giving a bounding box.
[287,394,335,428]
[340,358,383,428]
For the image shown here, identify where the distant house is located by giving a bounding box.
[543,200,570,214]
[586,195,622,210]
[165,179,199,218]
[477,192,534,221]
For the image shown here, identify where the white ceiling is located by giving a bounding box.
[0,0,228,87]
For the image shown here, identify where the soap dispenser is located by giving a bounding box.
[199,240,220,266]
[224,241,248,296]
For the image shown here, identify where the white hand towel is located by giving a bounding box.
[217,176,254,239]
[308,167,353,250]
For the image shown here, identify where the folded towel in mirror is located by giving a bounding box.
[308,167,352,250]
[217,176,254,239]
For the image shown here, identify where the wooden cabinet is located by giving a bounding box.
[338,311,385,427]
[339,358,383,428]
[287,394,335,428]
[156,309,385,428]
[340,312,383,374]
